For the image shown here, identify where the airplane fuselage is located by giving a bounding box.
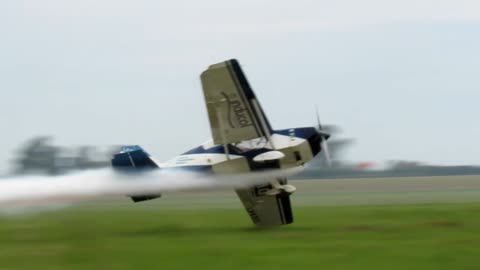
[162,127,322,174]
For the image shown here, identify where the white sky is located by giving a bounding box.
[1,0,480,174]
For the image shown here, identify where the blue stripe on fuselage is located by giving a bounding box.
[182,127,318,156]
[175,127,322,172]
[182,145,236,155]
[273,127,317,139]
[164,165,213,173]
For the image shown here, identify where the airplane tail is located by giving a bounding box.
[111,145,161,202]
[111,145,159,171]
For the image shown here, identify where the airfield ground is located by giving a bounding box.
[1,175,480,270]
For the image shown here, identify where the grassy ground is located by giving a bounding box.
[2,203,480,270]
[2,176,480,270]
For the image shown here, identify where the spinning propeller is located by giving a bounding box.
[315,106,332,168]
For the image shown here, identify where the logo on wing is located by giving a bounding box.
[221,92,253,129]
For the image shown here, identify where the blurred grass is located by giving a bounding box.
[2,202,480,270]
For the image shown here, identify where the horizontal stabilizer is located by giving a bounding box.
[131,194,162,202]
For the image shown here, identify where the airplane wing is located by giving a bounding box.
[201,59,272,145]
[235,179,293,225]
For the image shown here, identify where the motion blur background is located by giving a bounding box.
[2,2,480,270]
[1,0,480,177]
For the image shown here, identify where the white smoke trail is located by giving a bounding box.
[0,167,302,207]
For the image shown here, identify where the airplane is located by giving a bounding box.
[111,59,330,226]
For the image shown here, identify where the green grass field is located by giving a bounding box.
[2,177,480,270]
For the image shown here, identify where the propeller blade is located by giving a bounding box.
[315,105,322,130]
[321,139,332,168]
[314,105,331,167]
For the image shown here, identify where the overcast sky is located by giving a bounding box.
[1,0,480,174]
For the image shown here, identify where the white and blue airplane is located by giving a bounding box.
[112,59,330,226]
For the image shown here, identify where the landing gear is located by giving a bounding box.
[265,181,297,196]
